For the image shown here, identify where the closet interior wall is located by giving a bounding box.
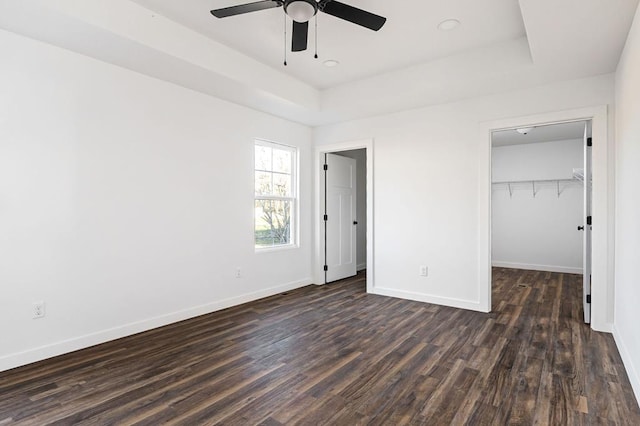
[491,138,583,273]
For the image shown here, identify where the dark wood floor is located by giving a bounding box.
[1,268,638,425]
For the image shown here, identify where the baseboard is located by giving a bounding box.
[492,261,582,275]
[0,278,313,373]
[613,325,640,407]
[357,262,367,271]
[371,287,485,313]
[592,321,613,334]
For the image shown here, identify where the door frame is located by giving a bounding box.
[314,139,374,293]
[479,105,611,332]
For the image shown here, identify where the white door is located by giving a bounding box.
[325,153,357,283]
[581,122,592,324]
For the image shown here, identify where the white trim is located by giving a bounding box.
[0,278,312,373]
[613,325,640,406]
[357,262,367,271]
[254,243,300,253]
[492,261,582,275]
[372,287,483,312]
[479,105,611,332]
[254,138,297,151]
[314,139,374,294]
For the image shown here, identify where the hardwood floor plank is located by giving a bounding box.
[1,269,639,424]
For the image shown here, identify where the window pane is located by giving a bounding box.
[255,171,272,195]
[273,172,291,197]
[254,140,297,250]
[272,148,291,174]
[255,199,291,247]
[255,145,272,171]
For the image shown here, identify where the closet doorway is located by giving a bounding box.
[490,121,592,323]
[315,140,374,291]
[323,151,365,283]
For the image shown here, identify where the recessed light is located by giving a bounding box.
[438,19,461,31]
[323,59,340,67]
[516,127,534,135]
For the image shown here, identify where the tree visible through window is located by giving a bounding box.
[255,140,297,248]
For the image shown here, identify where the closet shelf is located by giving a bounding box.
[492,178,582,198]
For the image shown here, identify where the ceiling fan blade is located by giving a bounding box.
[321,1,386,31]
[211,1,281,18]
[292,21,309,52]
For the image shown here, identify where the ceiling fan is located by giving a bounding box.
[211,0,387,53]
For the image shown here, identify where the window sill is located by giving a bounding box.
[255,244,299,254]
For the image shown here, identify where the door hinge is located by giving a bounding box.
[587,216,592,226]
[324,265,328,271]
[587,137,592,147]
[586,294,591,304]
[324,214,328,221]
[323,164,328,171]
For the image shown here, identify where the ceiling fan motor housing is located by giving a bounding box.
[285,0,318,22]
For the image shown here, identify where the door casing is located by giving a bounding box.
[314,139,374,293]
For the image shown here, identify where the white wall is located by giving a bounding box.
[614,2,640,405]
[0,30,312,372]
[314,74,615,314]
[335,149,367,270]
[492,139,583,273]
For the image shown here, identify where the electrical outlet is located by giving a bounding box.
[419,266,428,277]
[33,301,45,319]
[235,268,242,278]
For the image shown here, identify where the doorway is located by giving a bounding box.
[479,105,610,331]
[490,120,592,323]
[315,140,374,291]
[324,150,367,283]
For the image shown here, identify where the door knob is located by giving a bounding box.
[353,221,358,225]
[578,226,585,231]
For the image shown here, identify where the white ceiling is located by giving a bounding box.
[0,0,638,125]
[131,0,527,89]
[492,121,588,147]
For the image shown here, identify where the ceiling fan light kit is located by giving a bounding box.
[211,0,386,62]
[285,0,317,23]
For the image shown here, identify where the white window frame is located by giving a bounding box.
[254,139,298,251]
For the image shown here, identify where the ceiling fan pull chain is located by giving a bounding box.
[314,14,318,59]
[283,14,288,66]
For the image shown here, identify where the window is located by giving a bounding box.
[254,140,297,249]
